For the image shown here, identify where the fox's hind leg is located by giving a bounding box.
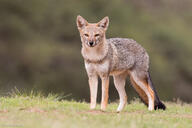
[113,73,127,112]
[130,70,155,111]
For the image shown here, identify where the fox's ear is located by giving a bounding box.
[97,16,109,31]
[76,15,88,30]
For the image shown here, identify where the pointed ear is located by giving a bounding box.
[97,16,109,31]
[76,15,88,30]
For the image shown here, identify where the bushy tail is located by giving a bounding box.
[147,71,166,110]
[155,100,166,110]
[130,71,166,110]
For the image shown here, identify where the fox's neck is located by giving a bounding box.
[81,39,108,63]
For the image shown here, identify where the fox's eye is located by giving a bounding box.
[95,34,100,37]
[84,34,89,37]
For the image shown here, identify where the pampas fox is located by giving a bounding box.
[76,15,166,112]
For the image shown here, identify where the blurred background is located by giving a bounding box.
[0,0,191,102]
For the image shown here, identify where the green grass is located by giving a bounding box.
[0,95,191,128]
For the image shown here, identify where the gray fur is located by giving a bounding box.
[107,38,149,75]
[84,38,149,79]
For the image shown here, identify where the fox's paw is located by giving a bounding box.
[148,104,154,111]
[116,103,126,112]
[101,104,107,111]
[148,107,154,111]
[116,107,124,113]
[90,103,96,110]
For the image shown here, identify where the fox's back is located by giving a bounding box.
[107,38,149,72]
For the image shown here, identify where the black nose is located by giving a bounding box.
[89,42,94,46]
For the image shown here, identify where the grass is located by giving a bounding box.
[0,94,191,128]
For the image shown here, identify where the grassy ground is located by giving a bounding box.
[0,95,191,128]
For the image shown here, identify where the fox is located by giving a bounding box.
[76,15,166,112]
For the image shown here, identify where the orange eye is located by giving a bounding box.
[95,34,100,37]
[84,34,89,37]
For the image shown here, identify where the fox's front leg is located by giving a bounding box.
[88,75,98,109]
[101,76,109,111]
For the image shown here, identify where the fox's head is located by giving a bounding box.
[76,15,109,47]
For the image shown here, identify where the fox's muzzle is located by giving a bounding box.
[88,41,95,47]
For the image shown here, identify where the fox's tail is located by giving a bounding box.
[147,72,166,110]
[130,71,166,110]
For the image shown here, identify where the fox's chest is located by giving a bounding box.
[85,60,110,76]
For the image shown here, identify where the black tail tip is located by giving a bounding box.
[155,101,166,110]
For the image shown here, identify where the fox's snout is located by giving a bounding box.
[88,41,95,47]
[83,34,98,47]
[84,34,98,47]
